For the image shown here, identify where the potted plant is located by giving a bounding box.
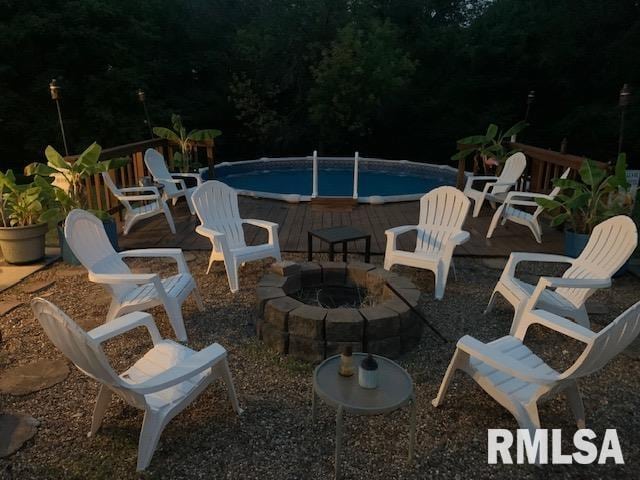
[452,121,528,174]
[25,142,127,264]
[536,153,632,258]
[0,170,52,264]
[153,113,221,180]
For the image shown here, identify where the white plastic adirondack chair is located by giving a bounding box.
[485,215,637,335]
[433,298,640,446]
[383,186,470,300]
[486,168,571,243]
[464,152,527,218]
[31,298,242,471]
[101,172,176,235]
[64,209,203,341]
[192,181,282,293]
[144,148,204,215]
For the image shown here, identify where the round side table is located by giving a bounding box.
[312,353,416,479]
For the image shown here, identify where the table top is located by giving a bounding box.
[313,354,413,415]
[309,226,370,243]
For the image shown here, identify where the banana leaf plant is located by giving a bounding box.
[0,169,53,227]
[535,153,632,234]
[24,142,128,224]
[153,114,221,173]
[451,121,528,174]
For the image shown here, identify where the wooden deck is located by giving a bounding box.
[119,197,564,257]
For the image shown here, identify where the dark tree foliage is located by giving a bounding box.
[1,0,639,170]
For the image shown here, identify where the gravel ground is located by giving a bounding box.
[1,252,639,479]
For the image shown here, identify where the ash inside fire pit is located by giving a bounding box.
[255,261,424,362]
[294,285,378,309]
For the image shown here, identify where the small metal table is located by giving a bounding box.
[312,354,416,479]
[308,226,371,262]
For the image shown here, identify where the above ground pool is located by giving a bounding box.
[214,156,458,203]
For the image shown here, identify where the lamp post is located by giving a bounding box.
[525,90,535,122]
[49,79,69,156]
[617,84,631,156]
[137,89,153,138]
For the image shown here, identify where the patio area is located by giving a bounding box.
[118,198,565,256]
[1,250,639,479]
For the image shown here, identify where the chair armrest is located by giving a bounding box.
[119,248,189,274]
[504,199,539,208]
[516,309,597,343]
[171,172,203,185]
[131,343,227,394]
[522,276,611,319]
[503,252,575,278]
[467,175,499,183]
[120,186,160,196]
[195,225,225,239]
[243,218,278,229]
[457,335,557,385]
[450,230,470,245]
[244,219,279,244]
[503,191,553,203]
[115,193,160,202]
[385,225,418,237]
[88,311,162,345]
[88,272,158,285]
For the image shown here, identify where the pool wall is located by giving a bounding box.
[213,156,464,204]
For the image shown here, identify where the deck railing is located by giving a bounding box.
[455,142,607,193]
[67,138,214,228]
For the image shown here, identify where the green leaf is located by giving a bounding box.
[536,197,562,210]
[451,149,474,161]
[153,127,181,143]
[44,145,71,170]
[485,124,498,140]
[553,178,584,190]
[579,158,605,187]
[550,213,570,227]
[24,162,59,177]
[188,129,222,141]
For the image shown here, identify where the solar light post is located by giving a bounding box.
[618,84,631,156]
[525,90,535,122]
[49,79,69,156]
[137,89,153,138]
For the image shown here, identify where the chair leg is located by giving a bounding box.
[136,410,166,471]
[123,214,135,236]
[432,348,466,407]
[225,258,240,293]
[165,300,188,342]
[88,385,113,437]
[185,193,195,215]
[451,259,457,282]
[383,256,393,271]
[192,287,205,312]
[509,301,527,336]
[162,203,176,234]
[434,261,449,300]
[206,247,217,274]
[217,359,243,415]
[106,300,120,322]
[486,206,504,239]
[472,195,485,218]
[484,289,499,315]
[565,383,586,429]
[527,221,542,243]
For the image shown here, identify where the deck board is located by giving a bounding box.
[119,197,565,257]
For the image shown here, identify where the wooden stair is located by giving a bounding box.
[310,196,358,211]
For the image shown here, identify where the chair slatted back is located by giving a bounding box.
[558,216,637,306]
[192,180,246,249]
[101,172,133,212]
[144,149,179,197]
[416,186,470,254]
[493,152,527,195]
[564,300,640,379]
[64,209,134,300]
[31,298,121,385]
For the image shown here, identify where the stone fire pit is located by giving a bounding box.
[255,261,424,362]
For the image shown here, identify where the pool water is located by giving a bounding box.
[218,167,453,197]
